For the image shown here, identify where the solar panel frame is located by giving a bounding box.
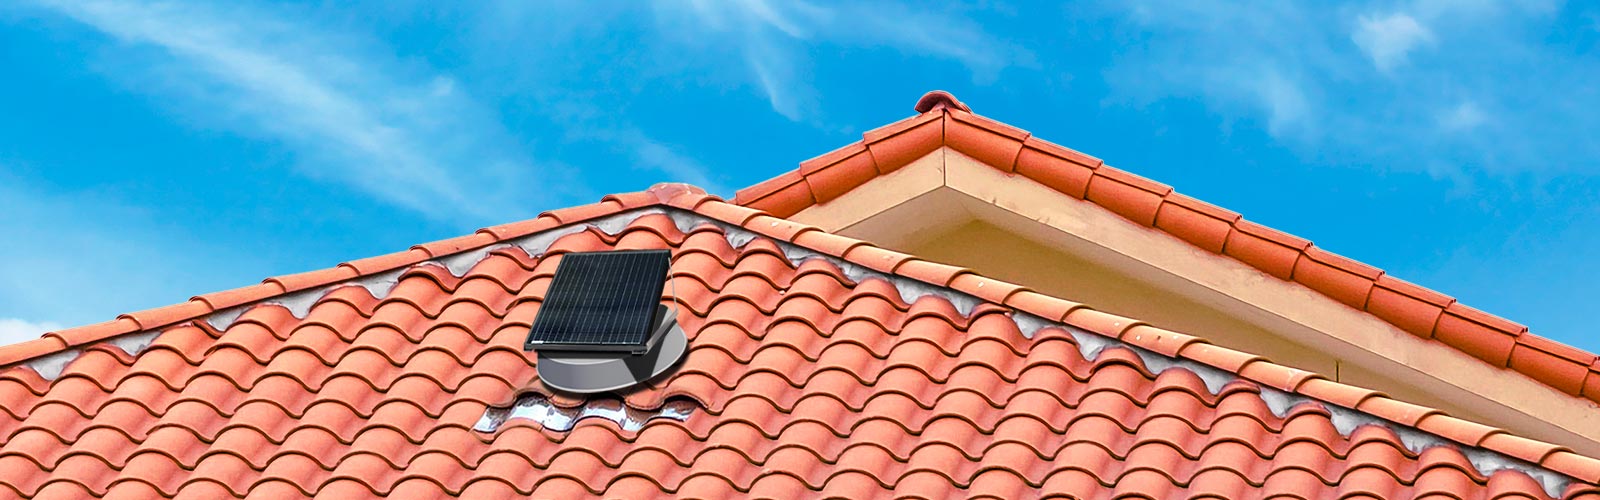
[525,249,673,354]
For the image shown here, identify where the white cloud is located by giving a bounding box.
[32,0,564,224]
[0,318,62,347]
[1353,13,1434,72]
[1440,101,1488,131]
[1256,71,1312,135]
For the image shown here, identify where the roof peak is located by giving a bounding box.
[734,93,1600,415]
[648,182,706,204]
[914,90,970,113]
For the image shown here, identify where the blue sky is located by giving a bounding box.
[1,1,1597,353]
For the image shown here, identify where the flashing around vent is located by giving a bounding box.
[473,392,699,433]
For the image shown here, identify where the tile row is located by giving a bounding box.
[0,432,1574,499]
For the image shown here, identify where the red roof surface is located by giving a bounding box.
[0,183,1596,498]
[735,90,1600,406]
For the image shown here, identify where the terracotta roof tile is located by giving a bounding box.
[46,317,141,348]
[476,215,563,241]
[913,90,970,113]
[1293,247,1384,309]
[1063,307,1140,338]
[191,282,286,311]
[1015,144,1096,199]
[1085,166,1171,227]
[1584,365,1600,403]
[1368,275,1455,340]
[1000,291,1084,322]
[411,232,499,258]
[949,274,1030,305]
[1436,303,1524,366]
[841,244,914,275]
[734,169,813,218]
[892,259,974,287]
[1154,193,1240,254]
[1510,336,1593,396]
[1223,220,1312,280]
[265,266,361,294]
[800,144,878,204]
[743,214,819,244]
[338,248,432,276]
[862,112,942,174]
[601,192,657,211]
[946,110,1028,171]
[540,201,626,226]
[0,338,69,367]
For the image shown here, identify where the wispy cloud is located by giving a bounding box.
[532,96,729,194]
[1353,12,1434,72]
[1104,2,1340,137]
[621,134,729,196]
[660,0,1031,121]
[30,0,567,223]
[1098,0,1600,177]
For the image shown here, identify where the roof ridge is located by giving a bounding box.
[733,90,1600,406]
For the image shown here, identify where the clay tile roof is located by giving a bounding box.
[735,90,1600,407]
[0,180,1596,498]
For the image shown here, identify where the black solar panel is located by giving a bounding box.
[525,249,672,353]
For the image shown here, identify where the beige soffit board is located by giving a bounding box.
[787,146,1600,456]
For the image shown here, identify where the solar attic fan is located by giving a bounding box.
[524,249,688,393]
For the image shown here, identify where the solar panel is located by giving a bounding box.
[525,249,673,354]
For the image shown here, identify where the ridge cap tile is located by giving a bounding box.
[411,232,499,258]
[1374,274,1456,308]
[1090,165,1173,196]
[0,337,71,366]
[1021,135,1103,168]
[1163,192,1241,223]
[947,109,1030,141]
[1519,335,1599,365]
[1233,220,1313,250]
[798,142,871,176]
[266,266,362,294]
[861,110,943,145]
[1443,302,1530,335]
[1302,246,1384,280]
[47,318,142,348]
[914,90,970,113]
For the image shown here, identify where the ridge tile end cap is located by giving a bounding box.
[914,90,971,113]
